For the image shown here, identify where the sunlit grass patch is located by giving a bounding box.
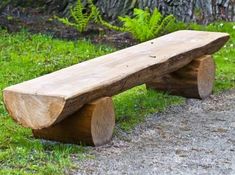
[0,30,114,174]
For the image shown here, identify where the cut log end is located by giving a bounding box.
[146,55,215,99]
[3,91,65,129]
[32,97,115,146]
[90,97,115,146]
[197,56,215,99]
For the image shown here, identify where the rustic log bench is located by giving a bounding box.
[3,30,229,146]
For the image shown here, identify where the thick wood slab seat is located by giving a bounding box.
[33,97,115,146]
[3,30,229,129]
[146,55,215,99]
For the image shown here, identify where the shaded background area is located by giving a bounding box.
[0,0,234,24]
[0,0,234,47]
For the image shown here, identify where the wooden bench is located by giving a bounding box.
[3,30,229,146]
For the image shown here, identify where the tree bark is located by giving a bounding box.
[99,0,235,24]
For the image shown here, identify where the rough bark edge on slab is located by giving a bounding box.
[32,97,115,146]
[146,55,215,99]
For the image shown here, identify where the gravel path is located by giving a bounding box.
[75,90,235,175]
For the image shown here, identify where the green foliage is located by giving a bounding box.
[98,16,124,32]
[98,7,176,42]
[56,2,175,42]
[56,0,99,32]
[118,8,175,41]
[56,0,123,33]
[163,21,188,33]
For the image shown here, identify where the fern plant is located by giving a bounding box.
[56,1,175,42]
[56,0,99,32]
[119,8,175,42]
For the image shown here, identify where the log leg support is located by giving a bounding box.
[146,55,215,99]
[32,97,115,146]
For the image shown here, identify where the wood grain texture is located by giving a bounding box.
[146,55,215,99]
[3,30,229,129]
[32,97,115,146]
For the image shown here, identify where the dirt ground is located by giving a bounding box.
[74,90,235,175]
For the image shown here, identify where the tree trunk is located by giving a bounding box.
[1,0,234,24]
[96,0,235,24]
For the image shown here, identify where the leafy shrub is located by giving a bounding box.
[118,8,175,42]
[56,0,122,33]
[56,1,176,42]
[56,0,99,32]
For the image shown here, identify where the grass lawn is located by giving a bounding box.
[0,22,235,174]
